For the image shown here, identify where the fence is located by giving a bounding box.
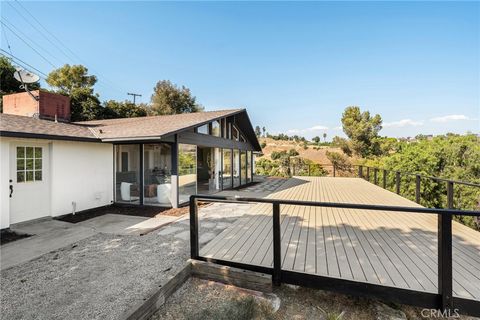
[189,194,480,316]
[357,165,480,211]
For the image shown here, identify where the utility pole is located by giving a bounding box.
[127,92,142,105]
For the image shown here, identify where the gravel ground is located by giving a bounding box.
[0,202,252,320]
[151,278,480,320]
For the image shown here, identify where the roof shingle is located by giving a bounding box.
[0,109,248,143]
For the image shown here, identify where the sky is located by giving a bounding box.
[1,1,479,139]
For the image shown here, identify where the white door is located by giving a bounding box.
[9,143,50,224]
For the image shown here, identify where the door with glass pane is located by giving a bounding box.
[9,143,50,224]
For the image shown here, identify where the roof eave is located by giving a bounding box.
[0,131,101,143]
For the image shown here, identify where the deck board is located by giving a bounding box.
[200,177,480,300]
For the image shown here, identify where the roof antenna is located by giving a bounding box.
[14,68,40,101]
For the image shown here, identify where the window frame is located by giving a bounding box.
[16,146,43,183]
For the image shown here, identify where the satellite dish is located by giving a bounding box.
[13,68,40,101]
[14,68,40,84]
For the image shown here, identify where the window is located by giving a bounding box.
[211,120,221,137]
[17,146,42,183]
[232,126,239,141]
[121,152,129,172]
[197,124,209,135]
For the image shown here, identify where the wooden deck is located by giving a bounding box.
[200,177,480,300]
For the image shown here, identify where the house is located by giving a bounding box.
[0,91,261,229]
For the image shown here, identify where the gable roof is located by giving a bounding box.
[77,109,243,140]
[1,109,262,150]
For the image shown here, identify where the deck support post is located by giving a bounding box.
[190,197,199,259]
[366,167,370,182]
[415,175,421,204]
[333,165,336,177]
[272,202,282,286]
[308,165,311,176]
[396,172,401,194]
[358,166,363,178]
[383,170,387,189]
[374,169,378,185]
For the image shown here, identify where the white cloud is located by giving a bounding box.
[429,114,472,123]
[383,119,424,128]
[286,125,329,134]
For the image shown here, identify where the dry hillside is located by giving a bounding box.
[258,137,347,165]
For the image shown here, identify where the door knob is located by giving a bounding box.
[9,179,13,198]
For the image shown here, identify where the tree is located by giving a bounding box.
[262,127,266,137]
[0,57,40,112]
[288,149,299,157]
[332,136,352,157]
[326,151,352,174]
[46,64,103,121]
[312,136,320,144]
[255,126,262,137]
[103,100,147,119]
[323,132,327,142]
[341,106,382,158]
[149,80,203,115]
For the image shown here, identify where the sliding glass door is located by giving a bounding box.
[233,149,240,188]
[178,144,197,204]
[222,149,232,189]
[143,144,172,206]
[115,145,140,204]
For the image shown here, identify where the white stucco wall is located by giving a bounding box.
[50,141,113,217]
[0,138,10,229]
[0,137,113,228]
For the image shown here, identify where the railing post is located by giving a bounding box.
[189,196,199,259]
[447,181,454,209]
[396,171,401,194]
[308,165,311,176]
[374,168,378,185]
[383,170,387,189]
[415,175,421,204]
[358,165,363,178]
[366,167,370,182]
[438,209,453,313]
[272,202,281,286]
[333,164,336,177]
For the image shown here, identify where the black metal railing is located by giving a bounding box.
[357,165,480,209]
[190,194,480,317]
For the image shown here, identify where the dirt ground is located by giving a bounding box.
[151,278,479,320]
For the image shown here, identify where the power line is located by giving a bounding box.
[0,21,57,68]
[10,0,128,95]
[1,26,13,55]
[1,17,64,66]
[6,0,129,96]
[0,49,48,79]
[6,1,76,63]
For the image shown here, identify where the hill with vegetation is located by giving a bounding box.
[254,106,480,230]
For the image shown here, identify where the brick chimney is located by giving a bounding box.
[2,90,71,122]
